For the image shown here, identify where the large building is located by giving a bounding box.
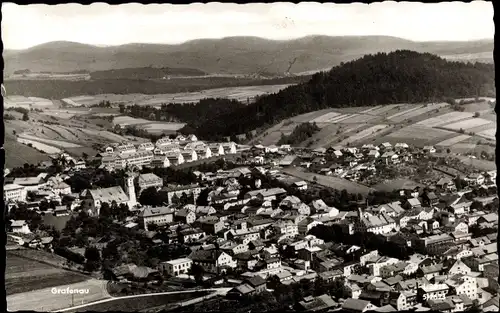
[4,184,27,203]
[158,258,193,276]
[137,173,163,193]
[81,176,137,215]
[139,206,174,231]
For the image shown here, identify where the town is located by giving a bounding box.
[5,133,499,313]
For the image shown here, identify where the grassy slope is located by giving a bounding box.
[5,36,493,75]
[4,134,51,168]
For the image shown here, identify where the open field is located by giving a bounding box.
[336,113,379,124]
[17,138,62,154]
[460,101,495,112]
[311,111,342,123]
[7,279,109,311]
[6,251,91,297]
[436,135,472,147]
[6,72,91,80]
[61,84,293,107]
[251,101,494,148]
[282,167,374,195]
[477,128,496,141]
[388,103,449,123]
[138,122,186,134]
[19,134,82,148]
[5,135,51,168]
[113,115,152,126]
[417,112,475,127]
[441,118,493,131]
[385,125,455,141]
[456,156,496,171]
[78,128,129,142]
[4,95,56,109]
[43,213,75,232]
[43,125,81,142]
[338,124,390,146]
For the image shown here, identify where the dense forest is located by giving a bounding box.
[277,122,320,145]
[160,50,493,140]
[4,76,308,99]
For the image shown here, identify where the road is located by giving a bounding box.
[56,287,232,312]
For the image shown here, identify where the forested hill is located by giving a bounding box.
[184,50,495,140]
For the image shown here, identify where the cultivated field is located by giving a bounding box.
[384,125,456,144]
[388,103,449,123]
[63,84,293,107]
[251,101,493,148]
[282,167,374,195]
[417,112,475,127]
[4,95,55,109]
[436,135,472,147]
[138,122,187,134]
[477,128,496,141]
[19,134,82,148]
[17,138,62,154]
[5,135,50,168]
[6,251,90,297]
[338,124,390,146]
[7,279,109,312]
[441,118,494,131]
[456,156,496,171]
[311,111,342,123]
[113,116,152,127]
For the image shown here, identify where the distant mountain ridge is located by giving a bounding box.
[4,36,493,76]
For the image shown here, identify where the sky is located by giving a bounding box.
[1,1,494,50]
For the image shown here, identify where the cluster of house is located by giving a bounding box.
[3,139,499,312]
[243,142,495,187]
[99,134,238,170]
[107,167,496,311]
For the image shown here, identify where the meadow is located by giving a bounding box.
[18,134,82,148]
[6,251,90,296]
[17,138,62,154]
[282,167,374,195]
[441,118,494,131]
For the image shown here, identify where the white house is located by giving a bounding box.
[464,173,485,187]
[151,155,171,168]
[188,250,236,273]
[158,258,192,276]
[10,220,31,234]
[4,184,27,202]
[222,142,237,154]
[181,149,198,163]
[423,146,436,154]
[208,143,225,156]
[293,181,308,190]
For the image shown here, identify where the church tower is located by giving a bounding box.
[124,174,137,209]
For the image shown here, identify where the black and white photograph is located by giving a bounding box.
[2,1,497,312]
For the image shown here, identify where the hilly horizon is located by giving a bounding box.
[4,35,494,76]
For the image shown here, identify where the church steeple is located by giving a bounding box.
[124,172,137,209]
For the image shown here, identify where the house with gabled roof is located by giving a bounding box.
[342,298,377,313]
